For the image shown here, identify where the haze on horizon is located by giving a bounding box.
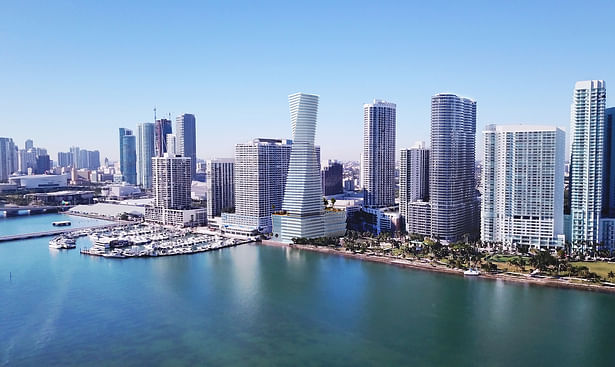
[1,0,614,163]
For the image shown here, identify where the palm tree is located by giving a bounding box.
[330,198,336,207]
[608,271,615,281]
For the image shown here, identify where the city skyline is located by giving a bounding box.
[2,1,614,162]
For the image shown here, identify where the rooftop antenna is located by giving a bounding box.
[154,106,157,122]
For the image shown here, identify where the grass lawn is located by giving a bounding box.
[575,261,615,280]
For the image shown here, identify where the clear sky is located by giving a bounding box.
[1,0,614,163]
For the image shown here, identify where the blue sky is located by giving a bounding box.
[1,0,614,162]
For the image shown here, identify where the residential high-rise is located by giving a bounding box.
[272,93,346,242]
[430,93,478,242]
[0,137,16,182]
[57,152,73,168]
[175,113,197,178]
[120,129,137,185]
[154,119,172,157]
[363,100,396,208]
[481,125,565,249]
[570,80,607,245]
[70,146,80,169]
[222,138,292,235]
[145,154,206,226]
[136,122,155,189]
[206,159,235,218]
[322,160,343,196]
[400,142,430,232]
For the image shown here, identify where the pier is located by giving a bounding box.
[0,205,71,217]
[0,222,121,243]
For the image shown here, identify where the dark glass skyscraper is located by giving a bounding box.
[322,161,343,196]
[154,119,172,157]
[603,107,615,218]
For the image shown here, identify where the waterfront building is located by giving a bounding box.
[599,107,615,249]
[175,113,197,178]
[322,160,343,196]
[222,138,292,235]
[136,122,155,189]
[399,141,430,232]
[429,93,479,242]
[206,159,235,218]
[272,93,346,242]
[120,129,137,185]
[570,80,607,245]
[0,137,16,182]
[145,154,206,227]
[154,118,173,157]
[481,125,565,249]
[362,100,396,208]
[9,174,69,189]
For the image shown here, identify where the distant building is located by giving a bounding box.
[18,149,37,174]
[322,160,343,196]
[206,159,235,218]
[272,93,346,242]
[481,125,565,249]
[0,137,16,182]
[145,154,206,227]
[363,99,396,208]
[24,139,33,151]
[166,134,177,156]
[120,128,137,185]
[154,119,173,157]
[222,138,292,235]
[35,154,50,174]
[175,113,197,178]
[136,122,155,189]
[57,152,73,168]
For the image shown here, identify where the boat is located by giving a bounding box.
[464,268,481,276]
[52,221,71,227]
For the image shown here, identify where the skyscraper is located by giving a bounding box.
[400,142,430,232]
[145,154,206,227]
[119,128,131,174]
[206,159,235,218]
[136,122,155,189]
[24,139,33,151]
[35,154,50,174]
[272,93,346,242]
[154,119,172,157]
[120,129,137,185]
[363,100,396,208]
[57,152,73,168]
[601,107,615,218]
[18,149,37,174]
[430,93,478,242]
[0,137,16,182]
[221,138,292,235]
[166,134,177,156]
[70,146,80,169]
[570,80,607,245]
[481,125,565,249]
[322,160,343,196]
[176,113,197,178]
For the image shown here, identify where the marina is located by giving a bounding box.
[78,224,250,258]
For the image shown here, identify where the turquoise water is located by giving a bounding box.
[1,216,615,366]
[0,213,112,237]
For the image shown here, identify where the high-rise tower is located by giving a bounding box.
[570,80,607,245]
[363,100,396,208]
[137,122,155,189]
[430,93,478,242]
[175,114,197,178]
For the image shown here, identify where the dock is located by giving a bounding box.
[0,222,122,243]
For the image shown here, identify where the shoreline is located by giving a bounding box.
[260,240,615,295]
